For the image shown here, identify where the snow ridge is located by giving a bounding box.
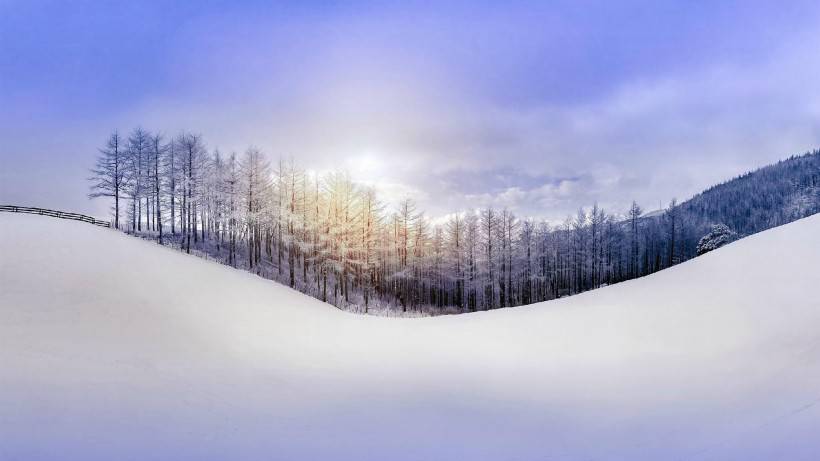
[1,213,820,460]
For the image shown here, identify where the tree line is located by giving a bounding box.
[89,129,820,315]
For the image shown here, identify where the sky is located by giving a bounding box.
[3,0,820,222]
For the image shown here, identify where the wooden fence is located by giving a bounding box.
[0,205,111,228]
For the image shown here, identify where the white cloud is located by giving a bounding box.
[20,6,820,221]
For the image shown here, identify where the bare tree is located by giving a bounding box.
[91,127,819,315]
[89,132,127,229]
[149,134,165,243]
[628,201,642,278]
[224,153,240,267]
[480,207,498,309]
[666,198,679,266]
[125,128,151,232]
[446,213,465,310]
[240,147,272,271]
[178,132,206,253]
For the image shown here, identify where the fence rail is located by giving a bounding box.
[0,205,111,228]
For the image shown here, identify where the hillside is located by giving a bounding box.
[681,150,820,234]
[1,212,820,460]
[641,150,820,263]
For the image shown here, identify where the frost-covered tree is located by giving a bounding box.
[164,137,180,235]
[479,207,498,309]
[445,213,465,310]
[90,128,820,315]
[178,132,206,253]
[124,128,151,232]
[359,187,382,311]
[665,198,679,266]
[224,153,240,267]
[696,224,737,255]
[88,131,127,229]
[148,133,165,242]
[628,201,642,278]
[240,147,272,271]
[463,212,479,311]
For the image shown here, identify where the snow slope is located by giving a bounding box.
[1,212,820,461]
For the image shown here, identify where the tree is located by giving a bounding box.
[464,212,479,311]
[165,137,180,235]
[519,218,535,305]
[446,213,465,310]
[696,224,737,255]
[590,203,605,288]
[125,127,151,232]
[240,146,272,270]
[224,153,240,267]
[480,207,498,309]
[573,207,588,293]
[88,127,820,315]
[360,187,382,311]
[88,132,127,229]
[666,198,679,266]
[410,211,429,309]
[395,198,418,310]
[178,132,206,253]
[149,133,165,243]
[628,201,642,278]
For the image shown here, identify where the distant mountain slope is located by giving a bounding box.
[626,149,820,279]
[685,150,819,231]
[2,212,820,460]
[660,150,819,250]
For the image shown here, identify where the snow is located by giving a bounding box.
[640,208,666,218]
[1,212,820,461]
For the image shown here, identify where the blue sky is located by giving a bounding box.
[3,0,820,221]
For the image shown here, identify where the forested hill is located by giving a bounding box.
[677,150,820,237]
[85,127,820,315]
[638,149,820,269]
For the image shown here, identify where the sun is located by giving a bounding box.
[346,152,383,176]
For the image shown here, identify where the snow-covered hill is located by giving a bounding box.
[2,213,820,461]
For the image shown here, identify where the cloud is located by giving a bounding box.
[4,2,820,221]
[108,24,820,223]
[398,30,820,220]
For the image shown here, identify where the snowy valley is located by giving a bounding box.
[7,3,820,460]
[2,212,819,460]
